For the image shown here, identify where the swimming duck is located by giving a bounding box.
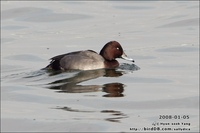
[45,41,134,70]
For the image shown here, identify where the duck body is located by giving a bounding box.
[45,41,134,71]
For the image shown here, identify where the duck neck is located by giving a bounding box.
[104,60,119,68]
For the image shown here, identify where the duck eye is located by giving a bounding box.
[116,47,119,50]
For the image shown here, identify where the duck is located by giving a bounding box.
[45,41,134,71]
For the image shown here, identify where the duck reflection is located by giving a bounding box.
[54,106,128,123]
[102,83,124,97]
[46,69,125,97]
[101,110,128,122]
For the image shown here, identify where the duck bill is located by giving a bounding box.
[121,52,135,62]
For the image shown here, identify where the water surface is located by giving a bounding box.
[1,1,199,132]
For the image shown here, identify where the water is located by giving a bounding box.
[1,1,199,132]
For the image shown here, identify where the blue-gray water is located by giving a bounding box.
[1,1,199,132]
